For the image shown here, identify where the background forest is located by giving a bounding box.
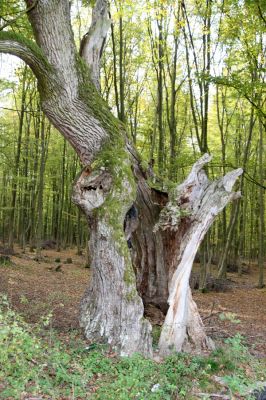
[0,0,265,286]
[0,1,266,399]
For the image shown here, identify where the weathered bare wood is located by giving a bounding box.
[80,0,111,90]
[158,154,242,355]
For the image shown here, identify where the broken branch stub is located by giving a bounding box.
[72,166,113,215]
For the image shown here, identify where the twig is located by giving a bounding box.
[0,1,38,31]
[198,394,230,399]
[203,312,222,321]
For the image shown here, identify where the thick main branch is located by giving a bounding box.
[0,31,52,83]
[25,0,79,96]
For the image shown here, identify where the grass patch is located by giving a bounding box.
[0,295,264,399]
[0,256,12,267]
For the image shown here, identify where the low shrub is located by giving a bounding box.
[0,296,264,399]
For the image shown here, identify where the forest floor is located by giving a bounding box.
[0,245,265,358]
[0,245,266,399]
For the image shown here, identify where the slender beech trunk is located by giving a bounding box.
[150,104,158,162]
[29,105,41,250]
[56,139,66,251]
[0,172,7,243]
[218,105,255,278]
[8,66,28,250]
[258,118,265,288]
[110,19,120,118]
[36,114,46,258]
[76,209,82,256]
[216,86,228,259]
[148,12,165,172]
[165,25,180,180]
[157,13,164,172]
[118,15,126,123]
[201,0,212,154]
[20,102,31,250]
[51,177,59,241]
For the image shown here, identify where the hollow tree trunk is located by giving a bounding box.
[131,154,242,356]
[0,0,243,358]
[157,155,242,355]
[131,165,170,314]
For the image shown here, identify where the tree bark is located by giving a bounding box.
[72,163,152,356]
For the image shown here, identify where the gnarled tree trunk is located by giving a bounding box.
[72,164,152,356]
[0,0,242,357]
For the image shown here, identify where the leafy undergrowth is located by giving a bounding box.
[0,295,265,400]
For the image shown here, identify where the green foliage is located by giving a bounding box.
[224,334,251,363]
[152,325,161,348]
[0,1,33,35]
[81,0,96,7]
[0,256,11,266]
[209,335,265,398]
[0,295,96,398]
[0,67,88,248]
[0,297,264,400]
[219,312,241,324]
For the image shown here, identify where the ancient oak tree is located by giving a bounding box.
[0,0,242,357]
